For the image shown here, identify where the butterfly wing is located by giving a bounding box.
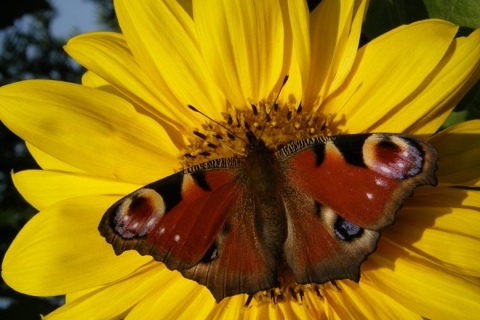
[99,159,278,302]
[278,133,437,284]
[180,188,278,301]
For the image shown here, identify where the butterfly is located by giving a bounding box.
[99,129,437,303]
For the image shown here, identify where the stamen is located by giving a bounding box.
[297,102,303,113]
[207,142,217,149]
[245,295,254,307]
[193,130,207,139]
[251,103,258,115]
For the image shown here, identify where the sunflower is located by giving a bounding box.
[2,0,480,318]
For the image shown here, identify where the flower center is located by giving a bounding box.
[179,101,336,169]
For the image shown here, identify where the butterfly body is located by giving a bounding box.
[99,133,437,302]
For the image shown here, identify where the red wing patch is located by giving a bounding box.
[99,170,241,270]
[283,135,437,230]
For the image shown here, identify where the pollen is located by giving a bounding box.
[179,100,337,169]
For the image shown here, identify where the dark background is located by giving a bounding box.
[0,0,478,318]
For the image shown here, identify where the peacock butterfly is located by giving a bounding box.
[99,124,437,303]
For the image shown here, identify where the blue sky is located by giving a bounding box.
[50,0,103,38]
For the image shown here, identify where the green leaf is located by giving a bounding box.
[423,0,480,29]
[362,0,429,40]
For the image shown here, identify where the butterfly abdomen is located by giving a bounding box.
[244,139,288,254]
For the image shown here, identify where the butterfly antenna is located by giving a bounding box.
[258,74,289,139]
[187,105,248,144]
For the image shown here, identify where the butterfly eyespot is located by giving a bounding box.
[334,217,364,241]
[112,188,166,239]
[363,135,426,180]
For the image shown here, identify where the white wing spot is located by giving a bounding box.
[397,162,405,168]
[403,151,410,157]
[174,234,181,242]
[122,215,129,222]
[131,222,139,229]
[375,178,385,186]
[146,218,156,228]
[380,166,392,173]
[367,193,374,200]
[159,227,166,235]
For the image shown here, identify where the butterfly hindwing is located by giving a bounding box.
[181,189,279,301]
[278,133,437,284]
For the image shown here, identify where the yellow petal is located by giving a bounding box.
[194,0,284,107]
[323,20,459,133]
[0,80,179,184]
[409,184,480,208]
[206,293,320,319]
[274,0,307,106]
[12,170,139,210]
[114,0,225,120]
[406,29,480,135]
[305,0,367,111]
[429,120,480,187]
[26,142,86,174]
[387,188,480,277]
[365,240,480,319]
[45,263,168,319]
[66,32,200,130]
[327,0,368,96]
[286,0,310,92]
[81,70,109,88]
[324,281,421,319]
[126,277,215,319]
[2,196,152,296]
[65,287,97,304]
